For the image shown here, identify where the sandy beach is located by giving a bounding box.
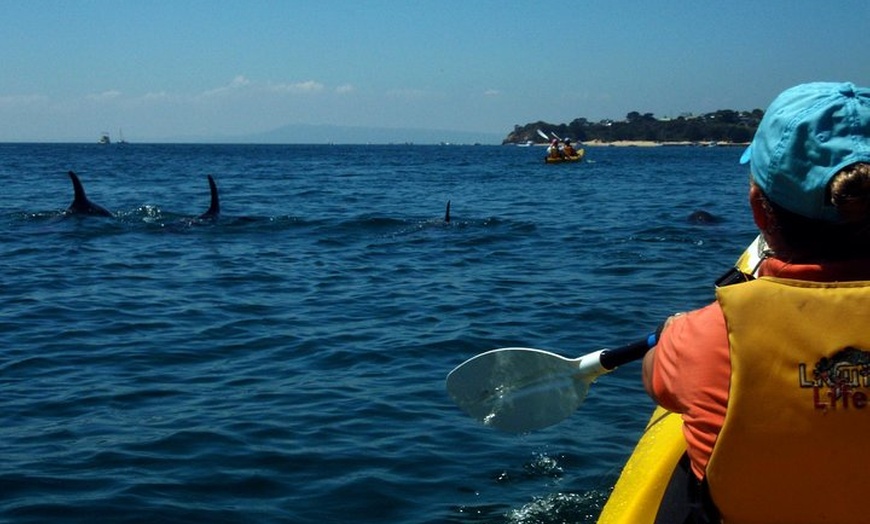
[582,139,746,147]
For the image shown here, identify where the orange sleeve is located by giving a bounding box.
[651,302,731,478]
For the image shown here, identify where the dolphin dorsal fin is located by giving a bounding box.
[66,171,112,217]
[199,175,220,219]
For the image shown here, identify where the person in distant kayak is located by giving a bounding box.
[642,82,870,523]
[562,138,578,157]
[546,138,563,160]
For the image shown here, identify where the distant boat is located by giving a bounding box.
[118,129,128,144]
[98,132,111,145]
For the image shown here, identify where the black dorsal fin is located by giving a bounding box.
[66,171,112,217]
[199,175,220,219]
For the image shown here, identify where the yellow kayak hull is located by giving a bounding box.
[544,149,586,163]
[597,408,685,523]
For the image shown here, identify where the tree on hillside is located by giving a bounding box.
[502,109,764,144]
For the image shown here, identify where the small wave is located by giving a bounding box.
[506,490,608,524]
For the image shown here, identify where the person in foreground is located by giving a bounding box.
[642,81,870,523]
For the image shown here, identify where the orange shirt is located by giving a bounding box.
[650,256,870,480]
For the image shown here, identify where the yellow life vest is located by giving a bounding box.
[708,276,870,524]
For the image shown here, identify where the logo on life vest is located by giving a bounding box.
[798,347,870,410]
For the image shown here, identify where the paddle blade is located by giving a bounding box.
[446,348,589,433]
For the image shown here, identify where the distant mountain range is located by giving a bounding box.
[198,123,504,145]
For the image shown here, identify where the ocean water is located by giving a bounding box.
[0,143,756,523]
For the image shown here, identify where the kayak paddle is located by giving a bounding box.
[446,334,657,433]
[537,128,567,143]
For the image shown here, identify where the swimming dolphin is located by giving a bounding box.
[66,171,113,217]
[686,210,721,224]
[444,200,451,224]
[196,175,220,220]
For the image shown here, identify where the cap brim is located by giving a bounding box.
[739,144,752,165]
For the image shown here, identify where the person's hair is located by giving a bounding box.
[757,162,870,261]
[830,163,870,223]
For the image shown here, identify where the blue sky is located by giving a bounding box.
[2,0,869,142]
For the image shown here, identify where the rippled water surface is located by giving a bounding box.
[1,143,756,523]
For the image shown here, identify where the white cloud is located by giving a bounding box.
[142,90,173,101]
[86,90,122,101]
[196,76,329,97]
[200,75,252,97]
[266,80,325,94]
[231,75,250,85]
[107,76,338,108]
[483,89,500,97]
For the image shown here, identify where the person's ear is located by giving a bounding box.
[749,184,770,231]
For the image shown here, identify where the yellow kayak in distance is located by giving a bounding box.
[597,235,766,524]
[544,148,586,164]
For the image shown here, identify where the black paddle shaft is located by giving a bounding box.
[599,333,658,370]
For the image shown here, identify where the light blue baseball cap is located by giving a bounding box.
[740,82,870,222]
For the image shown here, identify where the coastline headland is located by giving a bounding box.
[525,139,747,147]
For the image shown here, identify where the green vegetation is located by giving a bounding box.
[504,109,764,145]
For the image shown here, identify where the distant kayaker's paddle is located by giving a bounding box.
[446,334,657,433]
